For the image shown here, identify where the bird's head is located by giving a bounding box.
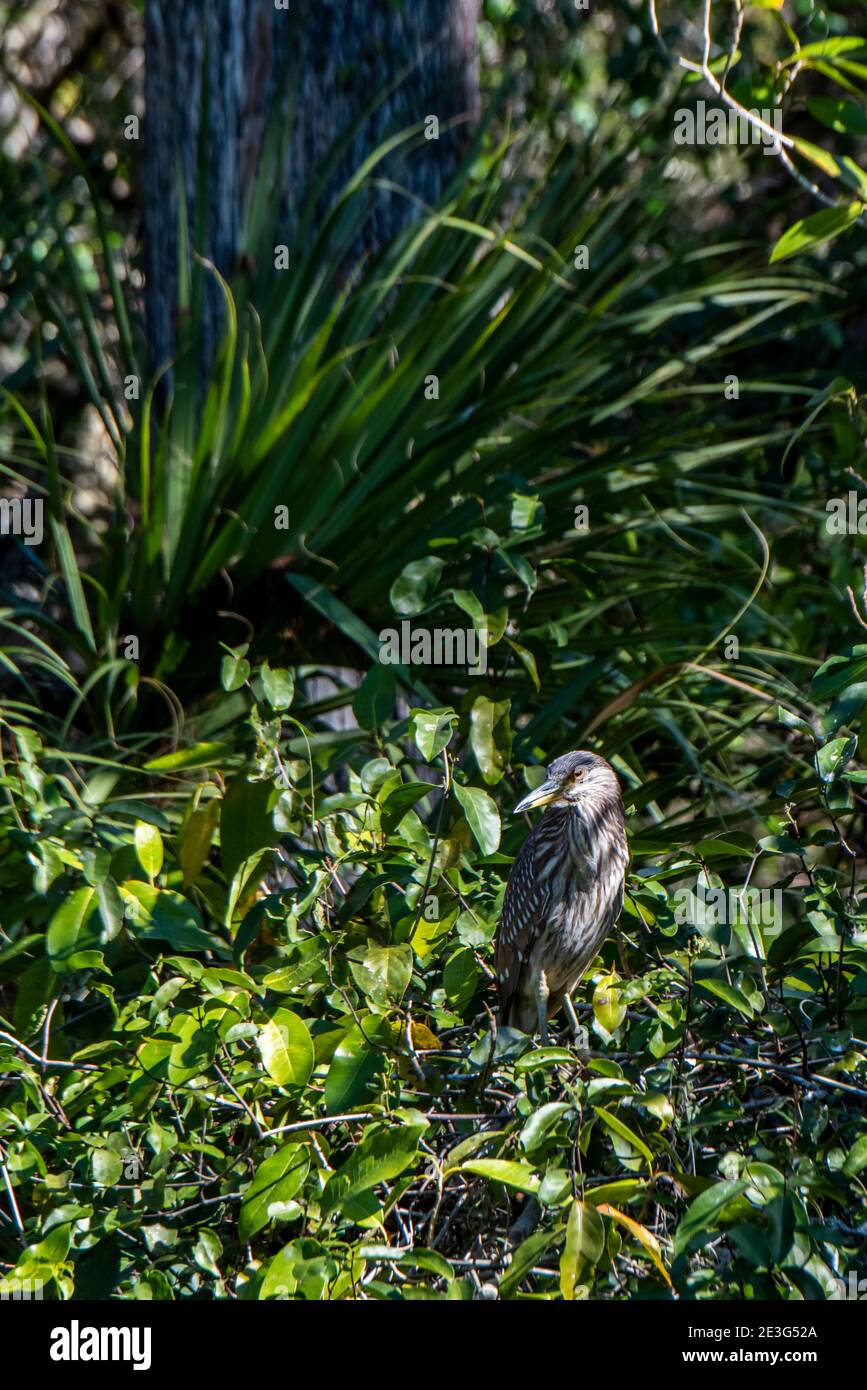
[513,750,621,816]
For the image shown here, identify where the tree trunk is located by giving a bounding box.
[143,0,480,373]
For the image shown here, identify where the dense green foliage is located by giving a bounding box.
[2,0,867,1301]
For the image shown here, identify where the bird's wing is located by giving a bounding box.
[496,827,551,1023]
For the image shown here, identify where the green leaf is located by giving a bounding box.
[696,978,756,1018]
[510,493,542,529]
[221,645,251,692]
[321,1121,427,1216]
[808,96,867,135]
[498,1226,563,1299]
[348,943,414,1008]
[134,821,164,880]
[770,202,863,264]
[469,695,512,785]
[778,705,814,737]
[453,783,501,854]
[323,1021,388,1115]
[260,1238,337,1300]
[842,1134,867,1178]
[443,946,480,1009]
[593,1106,654,1172]
[816,735,857,783]
[812,648,867,698]
[46,887,104,972]
[409,707,457,761]
[560,1199,605,1299]
[674,1180,748,1256]
[379,780,431,833]
[261,664,295,710]
[220,777,276,879]
[389,557,445,615]
[520,1101,573,1155]
[143,742,232,772]
[120,882,229,956]
[258,1009,314,1087]
[193,1228,223,1277]
[92,1149,123,1187]
[95,877,124,942]
[352,664,396,729]
[461,1159,540,1194]
[239,1144,310,1242]
[165,1012,218,1085]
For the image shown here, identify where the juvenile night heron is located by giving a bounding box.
[496,750,628,1043]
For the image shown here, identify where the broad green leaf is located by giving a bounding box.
[260,1238,338,1300]
[442,946,479,1009]
[696,978,756,1018]
[389,557,444,615]
[120,882,229,955]
[453,782,501,854]
[816,735,856,783]
[261,664,295,710]
[408,707,457,761]
[258,1009,314,1087]
[46,887,104,972]
[193,1229,223,1277]
[561,1199,605,1299]
[323,1021,389,1115]
[520,1102,573,1155]
[812,647,867,698]
[461,1160,540,1193]
[220,777,276,879]
[348,943,413,1008]
[842,1135,867,1178]
[165,1012,218,1085]
[239,1144,310,1241]
[92,1149,123,1187]
[134,821,164,880]
[221,646,251,692]
[378,780,431,833]
[321,1121,427,1216]
[469,695,512,786]
[674,1180,748,1256]
[352,664,396,729]
[807,97,867,136]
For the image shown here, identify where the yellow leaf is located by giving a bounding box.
[597,1202,673,1288]
[409,1021,441,1050]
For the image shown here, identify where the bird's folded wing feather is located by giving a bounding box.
[497,831,550,1019]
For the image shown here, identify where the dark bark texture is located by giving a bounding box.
[143,0,480,373]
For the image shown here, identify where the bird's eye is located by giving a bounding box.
[573,768,586,781]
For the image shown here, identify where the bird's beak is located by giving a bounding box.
[513,779,560,814]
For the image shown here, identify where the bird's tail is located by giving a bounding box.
[501,991,564,1036]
